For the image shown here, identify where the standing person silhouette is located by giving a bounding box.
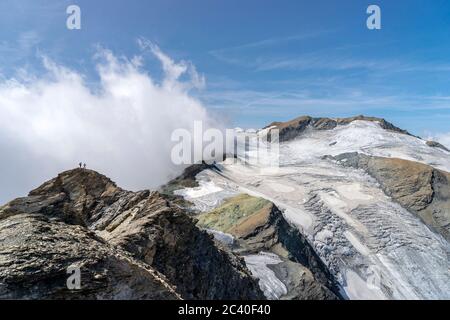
[83,163,86,169]
[78,162,82,168]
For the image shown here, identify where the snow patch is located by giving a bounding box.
[181,180,223,198]
[315,229,334,244]
[243,252,287,300]
[344,231,371,256]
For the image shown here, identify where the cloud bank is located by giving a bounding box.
[0,43,217,204]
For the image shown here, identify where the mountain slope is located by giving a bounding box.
[0,169,264,300]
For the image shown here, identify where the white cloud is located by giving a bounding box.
[138,38,205,90]
[0,43,218,203]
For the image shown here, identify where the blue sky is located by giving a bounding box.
[1,0,450,135]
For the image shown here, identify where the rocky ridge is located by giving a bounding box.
[0,168,264,300]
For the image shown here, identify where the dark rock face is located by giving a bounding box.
[0,169,264,300]
[0,214,179,300]
[266,115,412,142]
[160,162,219,195]
[427,140,450,152]
[332,153,450,241]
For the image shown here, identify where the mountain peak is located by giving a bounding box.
[29,168,120,199]
[0,167,265,300]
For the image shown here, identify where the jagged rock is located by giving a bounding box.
[269,260,338,300]
[0,169,264,300]
[197,194,341,300]
[0,214,179,300]
[332,153,450,241]
[159,162,221,209]
[101,192,264,300]
[266,115,412,142]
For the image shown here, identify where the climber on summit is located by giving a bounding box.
[78,162,82,168]
[83,163,86,169]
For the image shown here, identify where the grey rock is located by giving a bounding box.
[103,192,265,300]
[0,214,179,300]
[255,204,342,300]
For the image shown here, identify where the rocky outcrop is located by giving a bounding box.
[332,153,450,241]
[0,169,264,300]
[197,194,342,300]
[426,140,450,152]
[1,169,133,227]
[266,115,412,142]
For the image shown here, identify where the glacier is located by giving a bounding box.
[176,120,450,300]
